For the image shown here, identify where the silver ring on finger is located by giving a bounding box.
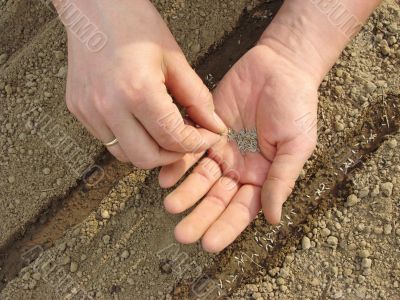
[103,137,119,147]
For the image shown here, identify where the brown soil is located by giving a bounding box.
[0,0,399,299]
[0,0,261,253]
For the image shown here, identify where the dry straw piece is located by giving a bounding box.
[228,128,260,153]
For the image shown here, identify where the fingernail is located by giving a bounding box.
[213,112,227,134]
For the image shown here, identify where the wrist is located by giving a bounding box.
[51,0,96,32]
[259,21,329,87]
[259,0,381,85]
[52,0,109,52]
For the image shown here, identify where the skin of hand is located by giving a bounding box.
[159,44,319,253]
[159,0,383,253]
[53,0,226,169]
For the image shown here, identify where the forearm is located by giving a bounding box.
[260,0,382,85]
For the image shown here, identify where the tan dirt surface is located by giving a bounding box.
[1,0,399,300]
[0,0,260,250]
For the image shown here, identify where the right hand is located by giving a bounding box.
[60,0,226,169]
[159,43,319,252]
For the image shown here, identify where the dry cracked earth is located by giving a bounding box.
[0,0,399,299]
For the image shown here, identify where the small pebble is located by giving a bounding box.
[374,226,384,235]
[358,250,370,258]
[358,275,366,283]
[321,228,331,237]
[5,84,12,95]
[302,236,311,250]
[361,258,372,269]
[101,209,110,219]
[380,182,393,197]
[58,242,67,252]
[285,255,294,264]
[384,224,392,235]
[121,250,130,259]
[70,262,78,273]
[42,168,51,175]
[345,194,360,207]
[332,291,343,299]
[190,43,201,54]
[388,139,398,149]
[358,187,369,198]
[365,81,377,93]
[102,235,111,245]
[0,53,8,64]
[276,277,285,285]
[22,272,31,281]
[31,273,41,281]
[28,280,37,290]
[381,45,391,56]
[8,176,15,183]
[54,51,65,61]
[59,255,71,266]
[56,66,67,78]
[327,236,338,246]
[335,122,345,132]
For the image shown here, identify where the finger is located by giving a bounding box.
[158,135,230,189]
[262,139,314,224]
[132,88,222,153]
[159,151,204,188]
[202,185,261,253]
[72,103,129,162]
[164,157,221,214]
[165,53,227,134]
[174,177,239,244]
[104,108,183,169]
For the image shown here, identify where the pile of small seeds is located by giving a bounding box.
[228,128,260,153]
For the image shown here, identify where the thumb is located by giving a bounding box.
[164,54,227,134]
[262,139,315,224]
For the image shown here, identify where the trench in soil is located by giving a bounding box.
[0,1,284,292]
[173,80,400,300]
[1,1,399,298]
[169,88,400,299]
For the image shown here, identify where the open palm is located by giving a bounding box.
[159,44,319,252]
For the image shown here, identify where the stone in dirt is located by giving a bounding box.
[380,182,393,197]
[302,236,311,250]
[101,209,111,219]
[345,194,360,207]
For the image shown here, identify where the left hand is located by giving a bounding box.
[159,42,319,252]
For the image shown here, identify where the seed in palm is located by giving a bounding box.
[228,128,259,153]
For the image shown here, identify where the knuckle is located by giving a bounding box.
[268,176,295,191]
[158,110,182,133]
[130,77,148,95]
[207,195,229,210]
[196,85,214,109]
[95,96,117,116]
[132,153,159,170]
[196,159,221,182]
[173,126,204,152]
[158,114,204,152]
[158,135,181,151]
[95,86,136,116]
[128,73,156,105]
